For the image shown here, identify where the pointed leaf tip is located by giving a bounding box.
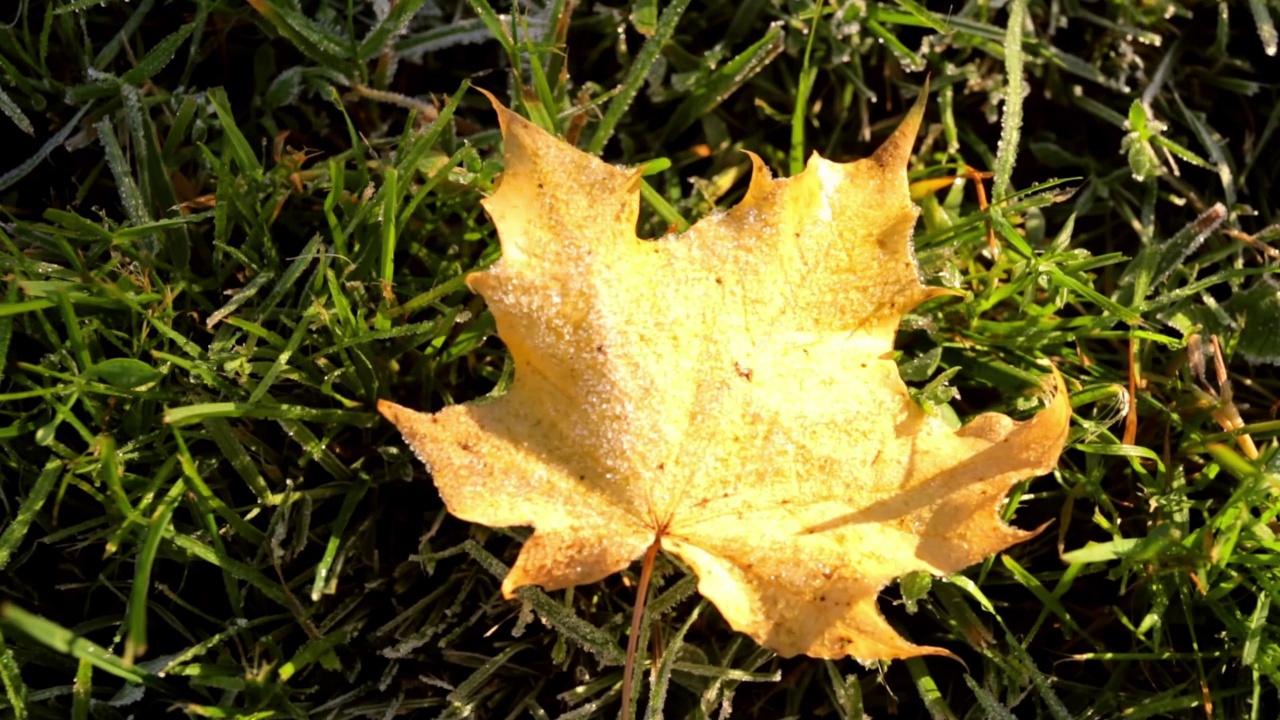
[376,398,401,420]
[474,86,526,140]
[739,150,774,205]
[871,78,930,170]
[474,86,501,109]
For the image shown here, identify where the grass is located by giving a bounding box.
[1,0,1279,717]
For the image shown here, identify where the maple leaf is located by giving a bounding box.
[379,89,1070,661]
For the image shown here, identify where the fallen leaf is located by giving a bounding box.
[380,89,1070,661]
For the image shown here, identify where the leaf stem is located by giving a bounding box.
[621,539,661,720]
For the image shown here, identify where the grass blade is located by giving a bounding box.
[0,86,33,136]
[659,24,784,140]
[207,87,263,177]
[0,459,62,572]
[788,4,823,177]
[644,600,704,720]
[587,0,693,154]
[991,0,1027,203]
[0,604,156,686]
[247,0,353,74]
[0,628,28,720]
[124,481,183,664]
[120,22,194,86]
[309,474,370,601]
[358,0,431,61]
[0,103,90,194]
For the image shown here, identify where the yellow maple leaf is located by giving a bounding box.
[379,90,1070,661]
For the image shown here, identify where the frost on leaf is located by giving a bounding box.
[379,89,1070,661]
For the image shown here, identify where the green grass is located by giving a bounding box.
[2,0,1279,717]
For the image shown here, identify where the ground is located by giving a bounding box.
[1,1,1279,718]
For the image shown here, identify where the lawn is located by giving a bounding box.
[1,0,1279,718]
